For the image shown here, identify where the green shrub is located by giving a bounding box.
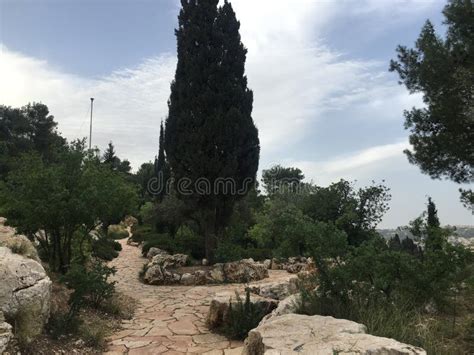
[221,290,268,340]
[141,233,174,256]
[92,234,121,261]
[62,260,116,313]
[130,224,153,243]
[46,311,82,340]
[175,225,204,259]
[79,322,107,348]
[214,240,244,263]
[107,224,129,240]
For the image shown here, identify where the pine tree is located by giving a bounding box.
[165,0,260,261]
[427,197,440,228]
[390,0,474,209]
[103,142,118,166]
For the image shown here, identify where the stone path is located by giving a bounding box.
[105,239,292,354]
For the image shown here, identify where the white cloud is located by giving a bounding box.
[292,140,409,185]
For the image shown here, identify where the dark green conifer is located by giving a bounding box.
[165,0,260,261]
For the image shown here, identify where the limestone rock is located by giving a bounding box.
[143,264,181,285]
[149,253,188,268]
[209,263,225,283]
[0,312,13,354]
[263,259,272,269]
[249,275,299,300]
[146,247,169,259]
[207,291,277,329]
[181,273,196,286]
[0,219,39,261]
[243,314,426,355]
[0,247,51,343]
[222,259,268,283]
[259,293,300,325]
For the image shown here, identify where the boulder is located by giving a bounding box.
[243,314,426,355]
[207,291,278,329]
[143,264,181,285]
[149,253,188,268]
[146,247,169,259]
[0,219,39,261]
[263,259,272,269]
[0,312,13,354]
[0,247,51,343]
[249,275,299,300]
[222,259,268,283]
[181,273,196,286]
[202,258,209,266]
[259,293,301,325]
[209,263,225,283]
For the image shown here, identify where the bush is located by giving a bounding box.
[92,234,121,261]
[130,224,153,243]
[221,290,267,340]
[62,260,116,313]
[175,225,204,259]
[215,241,244,263]
[141,233,174,257]
[107,224,129,240]
[46,311,82,340]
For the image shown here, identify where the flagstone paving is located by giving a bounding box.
[104,239,292,354]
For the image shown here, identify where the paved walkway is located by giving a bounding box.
[105,239,290,354]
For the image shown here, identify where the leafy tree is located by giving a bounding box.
[0,103,66,179]
[164,0,260,261]
[261,165,305,195]
[389,0,474,204]
[302,180,391,245]
[0,141,138,272]
[249,199,316,257]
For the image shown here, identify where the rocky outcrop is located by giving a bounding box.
[243,314,426,355]
[142,254,269,286]
[143,264,181,285]
[0,218,39,261]
[259,293,301,326]
[270,257,316,274]
[0,247,52,343]
[0,312,13,354]
[221,259,268,283]
[248,275,298,300]
[146,247,169,259]
[206,291,278,329]
[148,252,189,268]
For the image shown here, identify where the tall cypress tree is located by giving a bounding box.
[154,121,168,202]
[165,0,260,261]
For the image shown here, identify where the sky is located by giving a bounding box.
[0,0,472,228]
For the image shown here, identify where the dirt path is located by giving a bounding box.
[105,239,290,354]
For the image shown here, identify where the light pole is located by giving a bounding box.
[89,98,94,150]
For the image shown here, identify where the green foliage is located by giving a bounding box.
[262,165,305,195]
[250,199,315,258]
[165,0,260,261]
[299,198,474,354]
[91,234,122,261]
[389,0,474,187]
[102,141,131,174]
[221,290,268,340]
[62,260,116,314]
[0,103,66,180]
[46,311,82,340]
[214,240,244,263]
[0,140,138,272]
[141,233,174,257]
